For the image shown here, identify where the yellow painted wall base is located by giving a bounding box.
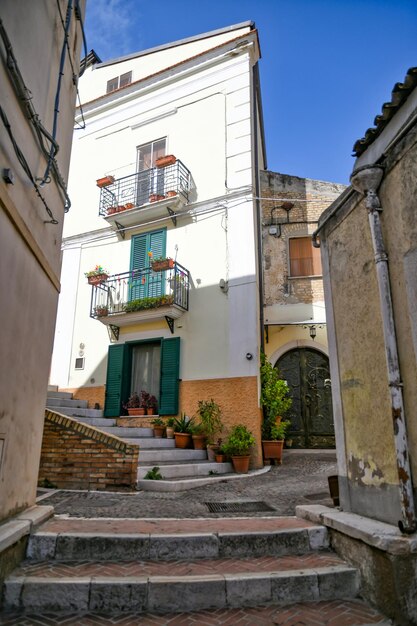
[61,386,106,410]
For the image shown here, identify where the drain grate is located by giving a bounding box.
[205,501,276,513]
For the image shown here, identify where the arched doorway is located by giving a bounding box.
[276,347,334,448]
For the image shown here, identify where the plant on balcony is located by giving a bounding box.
[96,175,115,188]
[123,295,174,313]
[151,257,175,272]
[94,305,109,317]
[155,154,176,168]
[85,265,110,285]
[123,392,145,416]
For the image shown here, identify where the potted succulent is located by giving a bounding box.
[155,154,176,168]
[85,265,110,285]
[260,352,292,464]
[166,417,175,439]
[196,399,223,461]
[151,256,175,272]
[191,423,207,450]
[151,417,165,438]
[123,392,145,416]
[96,175,115,188]
[173,413,195,449]
[222,424,255,474]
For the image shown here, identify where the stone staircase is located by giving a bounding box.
[3,514,362,617]
[45,390,245,491]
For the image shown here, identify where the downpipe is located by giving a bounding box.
[350,164,417,533]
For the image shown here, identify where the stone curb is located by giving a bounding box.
[27,526,328,561]
[4,564,359,613]
[137,465,271,491]
[0,506,54,554]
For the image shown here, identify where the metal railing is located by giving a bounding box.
[90,261,190,319]
[98,160,191,217]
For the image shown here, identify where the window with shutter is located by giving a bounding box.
[289,237,322,277]
[129,229,166,300]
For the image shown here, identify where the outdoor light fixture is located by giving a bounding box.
[309,325,317,340]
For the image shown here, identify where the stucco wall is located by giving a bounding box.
[0,1,84,521]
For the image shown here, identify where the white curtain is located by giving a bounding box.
[131,343,160,400]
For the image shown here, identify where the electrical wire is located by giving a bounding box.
[0,106,58,224]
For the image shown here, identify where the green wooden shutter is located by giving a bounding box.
[130,229,166,300]
[159,337,180,415]
[104,344,129,417]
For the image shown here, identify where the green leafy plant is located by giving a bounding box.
[173,413,195,433]
[151,417,164,426]
[222,424,255,456]
[268,421,290,441]
[166,417,175,427]
[144,466,163,480]
[123,295,174,313]
[260,352,292,440]
[196,399,223,444]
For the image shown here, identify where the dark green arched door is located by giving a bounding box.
[276,348,334,448]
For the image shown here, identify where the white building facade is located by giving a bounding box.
[50,23,266,464]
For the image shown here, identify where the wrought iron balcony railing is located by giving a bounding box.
[89,261,189,320]
[98,160,191,218]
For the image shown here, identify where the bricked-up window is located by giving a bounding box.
[106,71,132,94]
[289,237,322,277]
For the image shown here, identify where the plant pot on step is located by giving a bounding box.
[174,432,192,449]
[192,434,206,450]
[262,440,284,465]
[206,444,219,462]
[215,453,227,463]
[166,426,174,439]
[153,425,165,438]
[231,455,250,474]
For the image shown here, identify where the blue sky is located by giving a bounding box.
[84,0,417,184]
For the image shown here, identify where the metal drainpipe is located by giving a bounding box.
[350,164,417,533]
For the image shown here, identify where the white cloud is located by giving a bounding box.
[84,0,144,60]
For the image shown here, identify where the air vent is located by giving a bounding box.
[75,357,84,370]
[205,501,275,513]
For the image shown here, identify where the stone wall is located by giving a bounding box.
[38,411,139,490]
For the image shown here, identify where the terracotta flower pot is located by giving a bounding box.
[151,258,175,272]
[149,194,165,202]
[206,445,219,462]
[215,454,227,463]
[192,434,207,450]
[153,426,165,438]
[107,207,117,215]
[95,307,108,317]
[96,175,115,188]
[262,440,284,465]
[87,273,108,285]
[166,427,174,439]
[231,455,250,474]
[127,408,145,416]
[166,190,177,198]
[155,155,176,168]
[174,432,192,449]
[146,408,156,416]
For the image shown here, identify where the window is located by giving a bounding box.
[136,138,166,204]
[106,70,132,94]
[289,237,322,277]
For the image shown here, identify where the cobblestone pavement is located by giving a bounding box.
[0,600,392,625]
[37,451,338,518]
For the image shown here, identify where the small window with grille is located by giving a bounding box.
[106,71,132,94]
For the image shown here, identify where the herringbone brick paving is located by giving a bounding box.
[12,551,342,578]
[0,600,390,625]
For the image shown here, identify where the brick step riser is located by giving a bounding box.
[4,566,360,614]
[27,528,329,562]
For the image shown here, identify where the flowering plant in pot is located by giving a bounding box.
[85,265,110,285]
[222,424,255,474]
[151,256,175,272]
[123,392,145,416]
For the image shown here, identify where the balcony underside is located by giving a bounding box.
[97,303,186,328]
[105,195,187,235]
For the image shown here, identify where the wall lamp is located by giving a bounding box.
[302,324,324,340]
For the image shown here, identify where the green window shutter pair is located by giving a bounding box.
[129,229,166,300]
[104,337,180,417]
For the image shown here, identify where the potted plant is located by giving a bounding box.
[96,175,115,188]
[85,265,110,285]
[222,424,255,474]
[146,394,158,416]
[155,154,176,168]
[94,305,108,317]
[215,444,227,463]
[196,399,223,461]
[260,352,292,464]
[151,257,175,272]
[123,392,145,416]
[149,194,165,202]
[151,417,165,438]
[191,423,207,450]
[166,417,175,439]
[173,413,195,449]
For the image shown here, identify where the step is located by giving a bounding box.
[48,407,103,418]
[138,448,207,463]
[137,466,270,491]
[4,558,359,614]
[124,437,176,448]
[46,397,88,408]
[76,417,117,427]
[138,461,232,480]
[98,426,159,439]
[46,390,73,399]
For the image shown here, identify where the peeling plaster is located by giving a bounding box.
[348,453,386,487]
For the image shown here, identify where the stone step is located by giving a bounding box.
[46,397,88,408]
[138,448,207,463]
[4,558,359,614]
[98,426,161,439]
[48,406,103,418]
[137,466,271,491]
[124,437,176,448]
[46,390,73,399]
[75,417,117,427]
[138,461,232,480]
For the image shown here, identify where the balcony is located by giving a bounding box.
[89,261,189,338]
[98,159,192,235]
